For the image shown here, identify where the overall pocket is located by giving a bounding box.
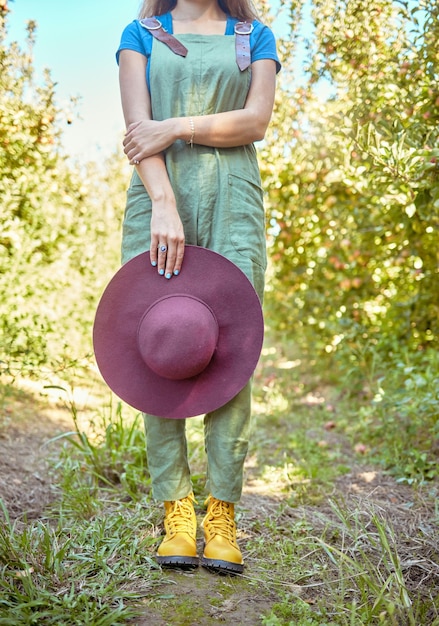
[227,171,267,270]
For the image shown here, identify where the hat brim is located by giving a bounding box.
[93,246,264,418]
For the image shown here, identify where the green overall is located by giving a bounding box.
[122,30,266,503]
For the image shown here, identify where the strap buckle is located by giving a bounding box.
[234,21,254,35]
[140,17,163,31]
[139,17,188,57]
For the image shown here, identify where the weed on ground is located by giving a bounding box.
[0,344,438,625]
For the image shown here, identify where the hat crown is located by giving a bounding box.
[137,295,219,380]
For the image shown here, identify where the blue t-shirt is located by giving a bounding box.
[116,13,281,87]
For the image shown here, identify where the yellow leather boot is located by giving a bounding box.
[201,495,244,574]
[156,493,198,569]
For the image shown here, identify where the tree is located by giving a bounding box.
[263,0,439,360]
[0,5,125,376]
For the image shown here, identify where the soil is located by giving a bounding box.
[0,383,73,520]
[1,382,438,625]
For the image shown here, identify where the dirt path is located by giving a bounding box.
[1,384,438,625]
[128,472,438,625]
[0,385,73,519]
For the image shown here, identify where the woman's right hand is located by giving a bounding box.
[150,198,185,279]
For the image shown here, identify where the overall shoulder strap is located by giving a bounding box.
[140,17,252,70]
[234,21,253,71]
[140,17,188,57]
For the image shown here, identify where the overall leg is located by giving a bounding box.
[143,413,192,502]
[201,381,252,574]
[195,157,265,573]
[203,381,252,503]
[144,414,198,568]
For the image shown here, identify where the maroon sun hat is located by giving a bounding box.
[92,246,264,419]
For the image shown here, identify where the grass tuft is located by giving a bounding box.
[0,498,163,625]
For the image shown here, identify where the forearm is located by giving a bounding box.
[168,59,277,148]
[135,153,175,204]
[169,108,269,148]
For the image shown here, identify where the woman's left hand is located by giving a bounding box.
[123,119,175,164]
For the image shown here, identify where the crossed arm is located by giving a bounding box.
[118,48,276,277]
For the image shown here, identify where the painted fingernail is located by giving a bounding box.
[173,269,179,276]
[159,269,164,275]
[165,273,172,279]
[151,261,157,267]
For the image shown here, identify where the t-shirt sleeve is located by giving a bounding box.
[251,23,281,73]
[116,20,153,65]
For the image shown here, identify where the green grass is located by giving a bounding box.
[255,340,439,488]
[0,340,438,625]
[248,496,439,625]
[335,347,439,484]
[46,388,150,501]
[0,393,162,625]
[247,341,439,625]
[0,499,162,625]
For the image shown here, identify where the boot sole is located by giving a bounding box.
[201,556,244,575]
[156,555,199,570]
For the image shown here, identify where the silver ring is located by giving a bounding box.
[133,159,140,165]
[159,245,167,253]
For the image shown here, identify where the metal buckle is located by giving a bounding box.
[234,21,254,35]
[140,17,163,31]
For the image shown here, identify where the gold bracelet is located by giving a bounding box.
[186,117,195,148]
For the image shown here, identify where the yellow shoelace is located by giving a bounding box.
[165,497,195,536]
[203,499,236,542]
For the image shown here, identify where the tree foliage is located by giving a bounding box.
[0,0,437,480]
[263,0,439,361]
[2,0,438,381]
[0,3,125,376]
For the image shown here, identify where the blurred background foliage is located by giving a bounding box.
[262,0,439,363]
[0,4,126,377]
[0,0,438,477]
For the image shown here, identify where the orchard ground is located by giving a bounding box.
[1,361,438,626]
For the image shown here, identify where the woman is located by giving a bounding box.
[117,0,280,574]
